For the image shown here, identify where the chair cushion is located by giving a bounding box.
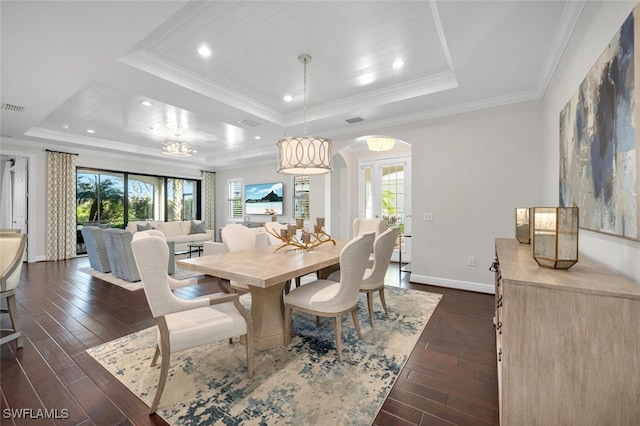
[285,279,345,313]
[164,303,247,353]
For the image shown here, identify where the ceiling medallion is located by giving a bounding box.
[367,137,396,152]
[277,54,333,175]
[162,133,193,157]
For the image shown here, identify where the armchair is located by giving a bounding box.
[81,226,111,273]
[131,233,253,414]
[103,229,141,282]
[0,233,28,348]
[284,232,375,361]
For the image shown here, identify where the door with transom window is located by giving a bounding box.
[359,155,411,263]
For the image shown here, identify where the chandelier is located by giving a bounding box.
[162,133,193,157]
[367,137,396,152]
[277,54,333,175]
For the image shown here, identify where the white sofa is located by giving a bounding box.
[203,225,269,255]
[127,220,213,252]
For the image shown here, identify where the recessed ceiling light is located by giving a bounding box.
[392,58,405,69]
[62,124,69,129]
[198,44,211,57]
[141,100,152,106]
[254,136,261,140]
[357,73,375,85]
[86,129,95,134]
[283,95,293,102]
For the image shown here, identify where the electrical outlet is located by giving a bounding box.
[423,212,433,222]
[467,256,476,267]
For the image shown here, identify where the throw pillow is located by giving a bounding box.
[190,220,206,234]
[136,222,153,232]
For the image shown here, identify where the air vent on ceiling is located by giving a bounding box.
[3,103,24,113]
[345,116,364,124]
[239,119,261,127]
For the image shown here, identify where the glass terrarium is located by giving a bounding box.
[515,207,532,244]
[532,207,579,269]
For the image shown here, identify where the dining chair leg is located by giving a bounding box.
[378,288,388,314]
[7,294,23,348]
[351,308,362,339]
[366,292,375,328]
[150,348,170,414]
[151,345,160,367]
[334,315,342,361]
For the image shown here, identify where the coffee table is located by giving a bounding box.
[186,242,204,257]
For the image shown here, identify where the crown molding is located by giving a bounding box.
[119,48,286,125]
[328,87,541,139]
[535,0,586,97]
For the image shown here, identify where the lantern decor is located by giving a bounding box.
[532,207,579,269]
[515,207,533,244]
[264,217,335,253]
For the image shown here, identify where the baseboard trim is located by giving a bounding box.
[410,274,494,294]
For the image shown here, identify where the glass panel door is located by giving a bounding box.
[359,155,411,263]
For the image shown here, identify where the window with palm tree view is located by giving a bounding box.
[76,168,199,254]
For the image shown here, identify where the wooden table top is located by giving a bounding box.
[177,239,348,288]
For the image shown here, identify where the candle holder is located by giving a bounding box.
[264,217,335,252]
[515,207,532,244]
[532,207,579,269]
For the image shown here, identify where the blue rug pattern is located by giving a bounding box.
[87,287,441,425]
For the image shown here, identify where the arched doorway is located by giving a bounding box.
[332,135,412,264]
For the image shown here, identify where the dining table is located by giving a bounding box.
[177,239,348,350]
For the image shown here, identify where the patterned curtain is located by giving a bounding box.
[202,171,216,239]
[46,151,77,260]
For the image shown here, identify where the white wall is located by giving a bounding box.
[542,0,640,283]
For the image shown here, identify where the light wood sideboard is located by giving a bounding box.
[493,238,640,425]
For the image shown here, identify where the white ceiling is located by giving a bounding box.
[1,0,584,170]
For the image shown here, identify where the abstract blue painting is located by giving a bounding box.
[560,5,639,240]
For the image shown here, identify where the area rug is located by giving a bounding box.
[87,287,442,425]
[78,266,203,291]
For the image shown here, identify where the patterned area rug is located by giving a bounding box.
[78,266,203,291]
[87,287,442,425]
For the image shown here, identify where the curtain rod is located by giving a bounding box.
[45,149,78,156]
[201,170,216,174]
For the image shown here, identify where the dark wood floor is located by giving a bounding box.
[1,257,498,425]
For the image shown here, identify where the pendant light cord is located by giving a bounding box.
[303,57,308,136]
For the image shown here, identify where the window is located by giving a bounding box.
[128,174,161,222]
[167,178,198,221]
[76,168,201,254]
[228,179,243,219]
[293,175,310,221]
[77,170,125,228]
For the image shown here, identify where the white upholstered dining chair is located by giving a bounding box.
[221,224,257,293]
[283,232,375,361]
[131,233,253,414]
[0,233,28,349]
[353,218,387,238]
[328,226,399,328]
